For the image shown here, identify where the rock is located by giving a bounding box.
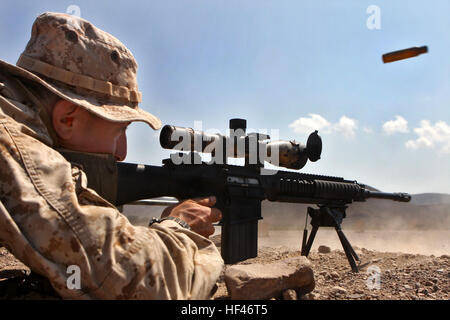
[432,285,439,292]
[419,288,429,295]
[424,280,433,287]
[331,286,347,295]
[348,293,363,299]
[330,271,340,279]
[300,292,317,300]
[318,245,331,254]
[282,289,297,300]
[0,265,31,281]
[224,257,315,300]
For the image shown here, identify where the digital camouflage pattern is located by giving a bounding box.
[0,12,224,299]
[0,69,224,299]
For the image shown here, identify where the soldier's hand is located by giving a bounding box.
[161,196,222,238]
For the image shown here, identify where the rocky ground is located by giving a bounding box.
[212,241,450,300]
[1,241,449,300]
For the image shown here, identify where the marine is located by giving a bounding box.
[0,12,224,299]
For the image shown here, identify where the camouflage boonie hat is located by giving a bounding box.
[0,12,161,130]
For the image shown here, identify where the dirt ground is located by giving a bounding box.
[1,230,449,300]
[212,230,450,300]
[212,245,450,300]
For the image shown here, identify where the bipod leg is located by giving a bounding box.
[301,225,318,257]
[337,228,360,262]
[335,226,359,273]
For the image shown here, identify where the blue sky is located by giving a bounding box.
[1,1,449,194]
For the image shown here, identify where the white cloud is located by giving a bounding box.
[333,116,357,138]
[405,120,450,153]
[382,116,409,135]
[288,114,331,134]
[288,114,357,139]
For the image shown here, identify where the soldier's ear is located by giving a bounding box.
[52,99,79,140]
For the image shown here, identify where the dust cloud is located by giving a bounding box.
[259,197,450,256]
[122,195,450,256]
[257,229,450,256]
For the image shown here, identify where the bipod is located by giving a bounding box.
[301,205,360,272]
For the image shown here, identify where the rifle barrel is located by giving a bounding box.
[365,191,411,202]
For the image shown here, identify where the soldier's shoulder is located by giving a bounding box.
[0,68,26,102]
[0,59,53,104]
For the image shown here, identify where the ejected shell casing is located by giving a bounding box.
[382,46,428,63]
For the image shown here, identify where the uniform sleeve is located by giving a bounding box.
[0,117,224,299]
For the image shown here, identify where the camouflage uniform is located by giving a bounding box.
[0,12,223,299]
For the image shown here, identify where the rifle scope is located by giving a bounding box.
[159,118,322,170]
